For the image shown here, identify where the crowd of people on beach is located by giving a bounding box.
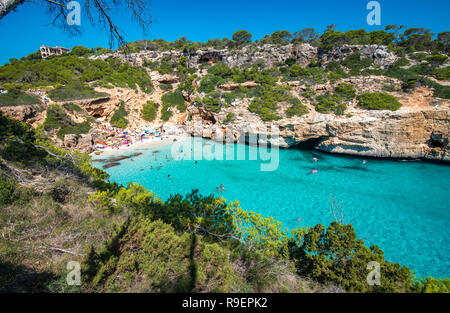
[94,123,180,152]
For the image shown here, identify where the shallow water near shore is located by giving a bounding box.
[93,138,450,279]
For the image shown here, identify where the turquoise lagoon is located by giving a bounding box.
[93,138,450,278]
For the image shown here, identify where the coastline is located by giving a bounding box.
[91,134,192,158]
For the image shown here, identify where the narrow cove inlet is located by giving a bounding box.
[93,138,450,279]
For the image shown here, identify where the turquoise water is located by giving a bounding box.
[93,138,450,278]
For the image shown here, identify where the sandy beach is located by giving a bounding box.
[90,133,192,158]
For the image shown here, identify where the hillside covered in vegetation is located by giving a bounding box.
[0,26,448,161]
[0,26,449,293]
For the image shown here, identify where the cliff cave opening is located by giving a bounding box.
[293,137,326,150]
[426,134,447,149]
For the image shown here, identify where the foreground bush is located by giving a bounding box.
[291,222,416,292]
[85,217,234,292]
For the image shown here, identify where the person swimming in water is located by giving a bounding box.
[140,168,143,171]
[310,169,318,174]
[363,159,367,164]
[216,187,222,192]
[168,174,172,179]
[313,157,318,162]
[150,166,153,169]
[220,184,225,190]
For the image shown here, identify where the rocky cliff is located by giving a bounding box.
[2,43,448,162]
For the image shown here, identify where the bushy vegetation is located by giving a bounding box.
[357,92,402,111]
[43,104,91,139]
[110,101,129,128]
[342,52,374,75]
[48,81,108,101]
[62,102,83,113]
[160,105,173,121]
[291,222,415,292]
[334,83,356,100]
[223,112,235,124]
[0,52,153,93]
[285,98,309,118]
[314,94,347,115]
[161,89,187,112]
[141,100,159,122]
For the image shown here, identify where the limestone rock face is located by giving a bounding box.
[156,74,179,84]
[319,45,397,67]
[63,134,78,148]
[219,81,259,91]
[129,43,397,70]
[78,134,94,150]
[186,103,449,162]
[0,104,42,123]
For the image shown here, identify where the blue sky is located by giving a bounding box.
[0,0,449,65]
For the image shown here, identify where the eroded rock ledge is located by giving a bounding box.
[186,105,449,162]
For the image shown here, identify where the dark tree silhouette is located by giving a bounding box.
[0,0,152,47]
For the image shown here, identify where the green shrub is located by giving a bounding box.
[291,222,416,292]
[160,105,172,121]
[161,89,186,112]
[0,176,16,206]
[159,83,173,91]
[43,105,67,130]
[421,78,450,99]
[416,277,450,293]
[110,101,129,128]
[62,103,83,112]
[198,75,223,93]
[71,46,93,56]
[342,52,373,75]
[286,65,328,84]
[410,52,427,61]
[200,91,223,113]
[334,83,356,100]
[314,94,346,115]
[56,121,91,139]
[141,101,159,122]
[393,57,411,67]
[208,62,232,78]
[357,92,402,110]
[326,61,347,78]
[248,86,292,121]
[0,54,152,93]
[432,67,450,80]
[285,98,309,117]
[425,54,448,67]
[223,112,235,124]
